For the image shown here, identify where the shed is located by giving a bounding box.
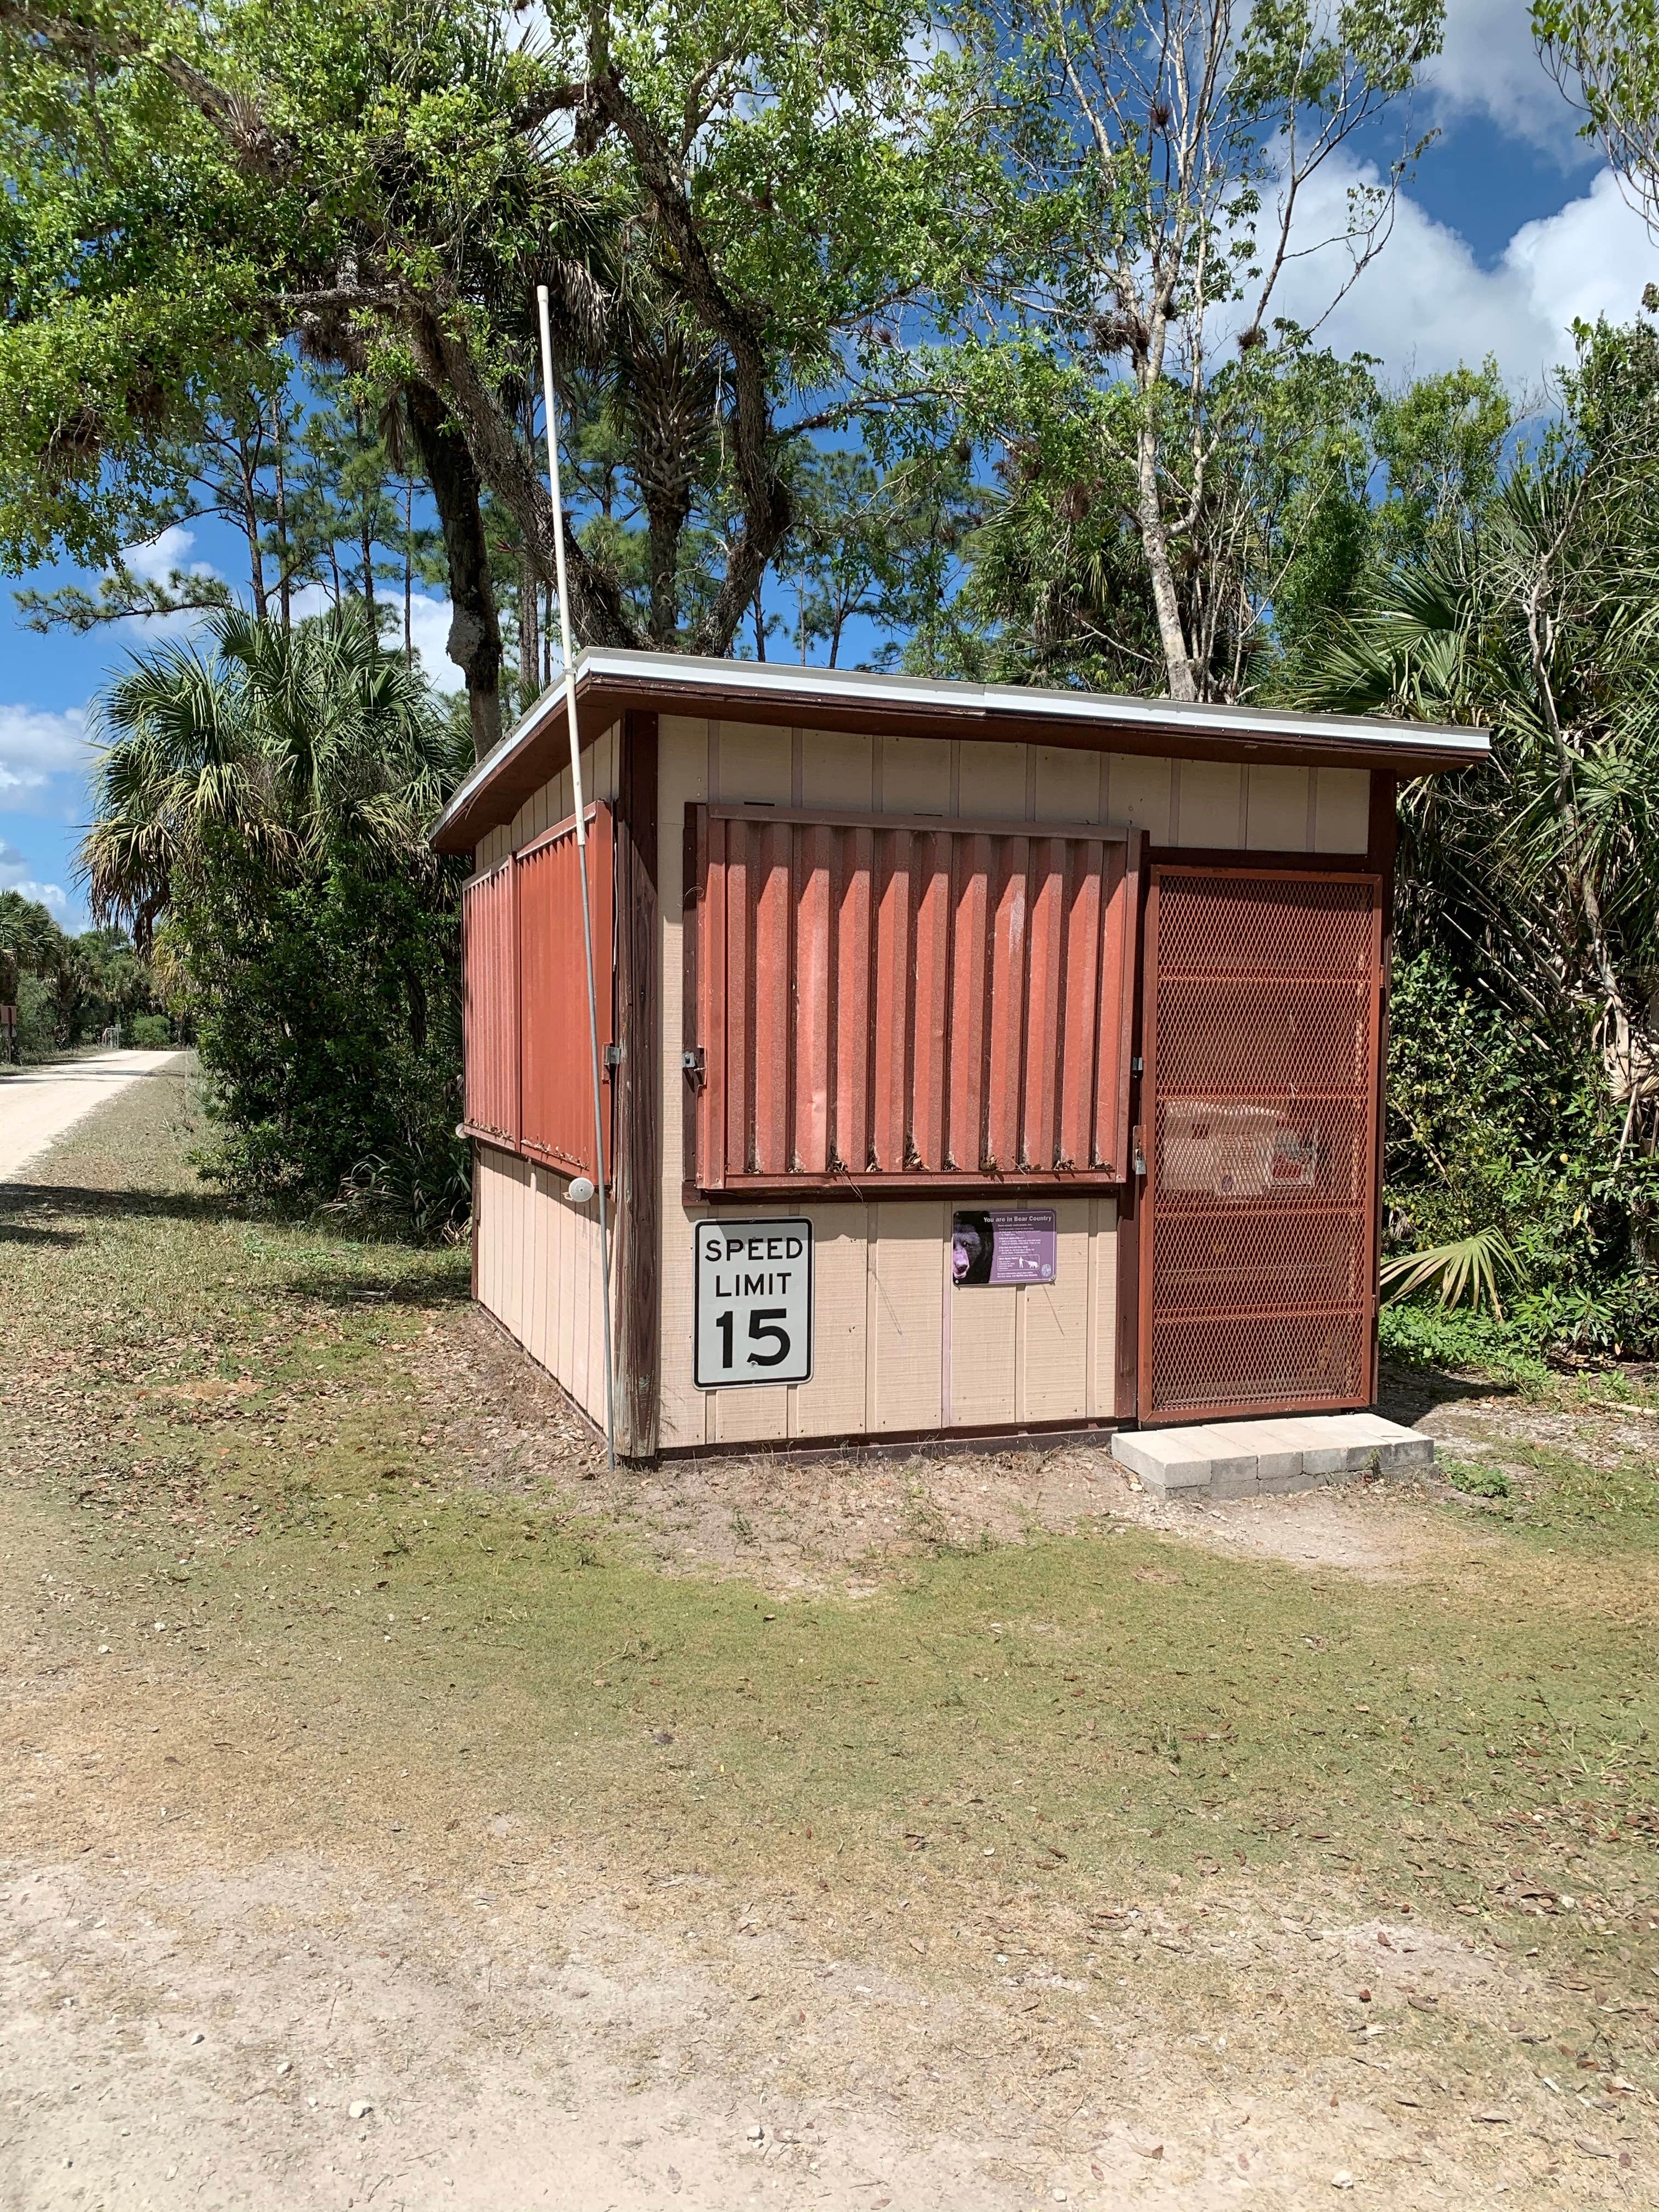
[431,651,1487,1462]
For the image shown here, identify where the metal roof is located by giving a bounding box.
[430,646,1489,853]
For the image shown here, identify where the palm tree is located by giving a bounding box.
[81,606,468,952]
[1297,450,1659,1153]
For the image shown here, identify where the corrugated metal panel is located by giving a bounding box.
[461,860,519,1146]
[691,804,1139,1192]
[517,804,614,1182]
[1138,866,1383,1425]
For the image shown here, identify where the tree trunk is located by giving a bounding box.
[646,499,681,646]
[406,382,503,761]
[518,549,541,698]
[408,307,638,653]
[273,400,291,630]
[361,504,377,629]
[240,439,268,622]
[354,402,377,633]
[1136,417,1198,702]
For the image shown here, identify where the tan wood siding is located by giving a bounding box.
[472,1142,613,1433]
[464,721,623,1432]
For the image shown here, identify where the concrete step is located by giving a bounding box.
[1112,1412,1434,1500]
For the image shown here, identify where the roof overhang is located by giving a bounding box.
[430,647,1489,855]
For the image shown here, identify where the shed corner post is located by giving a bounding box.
[1114,827,1149,1425]
[614,708,662,1461]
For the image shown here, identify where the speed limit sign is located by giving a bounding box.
[693,1218,813,1388]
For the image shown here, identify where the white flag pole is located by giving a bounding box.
[536,283,617,1470]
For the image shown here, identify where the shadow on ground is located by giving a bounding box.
[1378,1358,1520,1424]
[278,1263,472,1308]
[0,1180,229,1238]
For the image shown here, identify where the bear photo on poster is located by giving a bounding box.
[951,1209,1058,1288]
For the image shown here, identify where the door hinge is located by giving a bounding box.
[681,1045,706,1088]
[1132,1125,1146,1177]
[1131,1055,1144,1077]
[604,1042,624,1069]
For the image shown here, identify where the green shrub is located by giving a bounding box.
[14,972,58,1060]
[1384,949,1659,1360]
[1444,1459,1513,1500]
[1377,1300,1551,1385]
[170,835,467,1233]
[129,1012,171,1048]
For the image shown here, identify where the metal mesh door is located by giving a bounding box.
[1138,866,1383,1424]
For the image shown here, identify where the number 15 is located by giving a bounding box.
[715,1309,791,1368]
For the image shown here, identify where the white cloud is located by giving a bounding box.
[0,839,70,914]
[111,523,225,641]
[4,877,71,914]
[284,581,340,625]
[285,582,468,696]
[0,702,91,809]
[1423,0,1588,159]
[1506,167,1657,335]
[403,592,468,696]
[123,522,212,590]
[1272,160,1659,386]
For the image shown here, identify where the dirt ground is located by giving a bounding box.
[436,1294,1570,1596]
[2,1063,1655,2211]
[0,1048,180,1181]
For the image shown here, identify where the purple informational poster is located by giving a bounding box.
[950,1207,1058,1288]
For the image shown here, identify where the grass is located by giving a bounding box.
[4,1063,1658,2193]
[1445,1458,1514,1502]
[1439,1436,1659,1549]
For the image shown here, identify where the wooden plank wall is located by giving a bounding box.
[470,726,621,1435]
[473,722,621,872]
[473,1143,613,1432]
[656,721,1369,1451]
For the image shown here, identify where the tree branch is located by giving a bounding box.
[402,296,641,651]
[0,0,296,175]
[588,65,790,653]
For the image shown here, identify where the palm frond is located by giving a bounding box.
[76,605,464,936]
[1380,1227,1526,1321]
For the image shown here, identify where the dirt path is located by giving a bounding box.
[6,1832,1612,2212]
[2,1061,1654,2211]
[0,1049,180,1182]
[1,1852,1052,2212]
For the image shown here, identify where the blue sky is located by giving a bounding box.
[5,0,1659,933]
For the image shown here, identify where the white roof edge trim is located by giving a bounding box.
[570,646,1487,752]
[435,670,577,834]
[432,648,1488,843]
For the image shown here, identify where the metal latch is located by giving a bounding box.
[604,1042,623,1069]
[1132,1125,1146,1177]
[681,1046,706,1088]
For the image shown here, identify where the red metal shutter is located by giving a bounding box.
[1138,866,1384,1425]
[461,859,519,1147]
[690,804,1139,1193]
[518,804,615,1183]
